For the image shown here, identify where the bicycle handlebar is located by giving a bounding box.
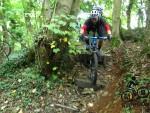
[98,36,108,40]
[90,36,108,40]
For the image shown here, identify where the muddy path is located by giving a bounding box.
[86,64,124,113]
[84,48,125,113]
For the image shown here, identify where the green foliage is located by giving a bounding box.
[44,14,83,55]
[0,48,34,76]
[121,56,133,71]
[140,37,150,56]
[53,48,60,53]
[0,65,61,111]
[110,37,122,48]
[80,1,93,12]
[124,73,134,82]
[141,46,150,57]
[34,14,85,77]
[122,107,133,113]
[138,77,150,85]
[0,0,43,52]
[121,28,146,42]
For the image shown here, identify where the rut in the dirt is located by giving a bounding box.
[87,64,124,113]
[84,48,126,113]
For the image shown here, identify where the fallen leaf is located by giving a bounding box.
[81,88,94,95]
[87,103,94,107]
[18,79,22,82]
[12,90,16,93]
[102,91,108,97]
[18,109,23,113]
[50,104,54,107]
[32,88,36,93]
[1,105,6,110]
[63,37,68,42]
[46,61,50,65]
[4,100,8,104]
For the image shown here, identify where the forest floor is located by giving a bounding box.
[0,41,149,113]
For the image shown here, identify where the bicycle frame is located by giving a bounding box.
[89,37,98,52]
[88,36,107,85]
[88,36,107,52]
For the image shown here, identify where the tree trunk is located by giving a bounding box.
[0,0,9,41]
[70,0,81,16]
[41,0,52,23]
[145,0,150,29]
[36,0,80,78]
[126,0,134,29]
[112,0,122,41]
[55,0,74,15]
[21,0,34,33]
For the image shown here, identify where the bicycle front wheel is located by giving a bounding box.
[93,52,98,68]
[121,90,133,102]
[89,53,98,85]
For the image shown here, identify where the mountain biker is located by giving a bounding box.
[127,76,139,88]
[80,6,112,51]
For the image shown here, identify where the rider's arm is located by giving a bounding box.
[80,19,89,39]
[104,24,111,35]
[100,18,112,35]
[80,19,90,37]
[80,20,90,44]
[80,24,88,36]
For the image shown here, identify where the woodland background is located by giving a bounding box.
[0,0,149,113]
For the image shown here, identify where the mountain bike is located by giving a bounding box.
[87,36,108,85]
[121,77,149,103]
[0,40,11,60]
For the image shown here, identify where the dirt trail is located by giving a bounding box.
[87,64,124,113]
[84,48,126,113]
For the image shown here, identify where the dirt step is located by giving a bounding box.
[75,78,105,90]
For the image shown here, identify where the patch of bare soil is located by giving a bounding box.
[86,48,125,113]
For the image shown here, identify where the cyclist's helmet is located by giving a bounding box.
[90,9,99,18]
[93,5,103,16]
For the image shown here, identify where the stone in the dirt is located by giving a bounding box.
[75,78,105,90]
[81,88,94,95]
[87,102,94,107]
[102,91,109,97]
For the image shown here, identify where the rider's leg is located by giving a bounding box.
[98,40,103,50]
[97,40,104,56]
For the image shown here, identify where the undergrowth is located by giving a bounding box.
[0,51,62,113]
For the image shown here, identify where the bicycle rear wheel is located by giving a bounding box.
[137,86,149,98]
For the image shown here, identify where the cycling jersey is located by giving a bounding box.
[80,17,111,37]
